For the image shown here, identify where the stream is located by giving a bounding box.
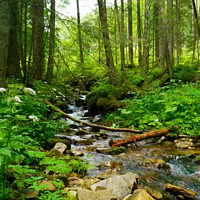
[57,101,200,200]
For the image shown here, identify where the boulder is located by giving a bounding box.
[96,147,126,155]
[39,181,56,192]
[13,189,39,199]
[70,147,84,156]
[68,177,85,188]
[84,178,100,189]
[54,142,67,153]
[49,138,71,150]
[77,188,118,200]
[99,161,123,172]
[123,189,154,200]
[47,148,63,158]
[67,191,77,200]
[145,187,163,199]
[175,138,194,149]
[91,172,139,200]
[74,138,94,146]
[165,183,196,199]
[75,129,92,136]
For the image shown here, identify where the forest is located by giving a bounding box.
[1,0,200,199]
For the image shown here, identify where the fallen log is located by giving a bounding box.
[109,126,179,147]
[44,100,143,133]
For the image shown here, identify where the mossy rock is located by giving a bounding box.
[194,155,200,163]
[96,147,126,155]
[49,138,71,150]
[97,97,123,112]
[47,149,63,158]
[55,102,68,112]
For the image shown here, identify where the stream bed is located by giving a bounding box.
[57,103,200,200]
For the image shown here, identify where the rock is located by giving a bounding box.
[50,138,71,150]
[74,138,94,146]
[118,153,129,160]
[75,98,86,107]
[123,189,154,200]
[145,187,163,199]
[54,142,67,153]
[40,181,56,192]
[13,189,39,199]
[175,138,194,149]
[70,147,84,156]
[93,114,102,123]
[194,155,200,163]
[157,163,171,172]
[75,129,92,136]
[99,161,123,172]
[165,183,196,199]
[95,131,108,139]
[96,147,126,155]
[47,148,63,158]
[77,188,118,200]
[68,177,85,188]
[67,191,77,200]
[162,141,174,147]
[56,101,68,112]
[85,178,100,189]
[158,136,167,144]
[91,172,139,200]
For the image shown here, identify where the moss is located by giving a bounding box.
[56,102,68,112]
[97,97,123,112]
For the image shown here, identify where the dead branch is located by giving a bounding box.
[45,100,143,133]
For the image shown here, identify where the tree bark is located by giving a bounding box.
[46,0,56,82]
[137,0,142,69]
[128,0,133,65]
[109,127,179,147]
[154,0,159,63]
[97,0,117,86]
[192,0,200,38]
[176,0,180,66]
[31,0,44,80]
[141,0,150,85]
[0,0,11,87]
[76,0,84,64]
[7,0,21,78]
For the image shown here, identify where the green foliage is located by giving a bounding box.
[106,83,200,136]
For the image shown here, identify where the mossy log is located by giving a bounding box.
[109,126,179,147]
[44,100,142,133]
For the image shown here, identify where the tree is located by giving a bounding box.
[46,0,56,82]
[137,0,142,69]
[76,0,84,64]
[0,0,11,87]
[97,0,117,86]
[31,0,44,80]
[128,0,133,65]
[141,0,151,84]
[7,0,21,78]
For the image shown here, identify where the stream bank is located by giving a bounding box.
[53,100,200,200]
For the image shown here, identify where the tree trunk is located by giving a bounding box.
[31,0,44,80]
[7,0,21,78]
[76,0,84,64]
[0,0,11,87]
[141,0,151,85]
[167,0,173,64]
[159,0,165,68]
[128,0,133,65]
[137,0,142,69]
[176,0,180,66]
[97,0,117,86]
[192,0,200,38]
[24,0,27,79]
[46,0,55,82]
[154,0,159,63]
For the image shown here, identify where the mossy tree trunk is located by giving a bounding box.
[0,0,11,87]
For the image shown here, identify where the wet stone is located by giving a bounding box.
[54,142,67,153]
[96,147,126,155]
[70,147,84,156]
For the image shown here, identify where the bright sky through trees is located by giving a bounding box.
[57,0,120,18]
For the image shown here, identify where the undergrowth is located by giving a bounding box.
[106,81,200,137]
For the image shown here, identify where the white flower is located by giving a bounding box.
[28,115,39,122]
[23,88,36,95]
[44,81,47,84]
[0,88,6,92]
[63,98,65,101]
[56,96,59,98]
[58,92,62,95]
[179,80,181,82]
[53,88,56,91]
[14,96,22,103]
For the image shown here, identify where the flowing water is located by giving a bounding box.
[58,103,200,199]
